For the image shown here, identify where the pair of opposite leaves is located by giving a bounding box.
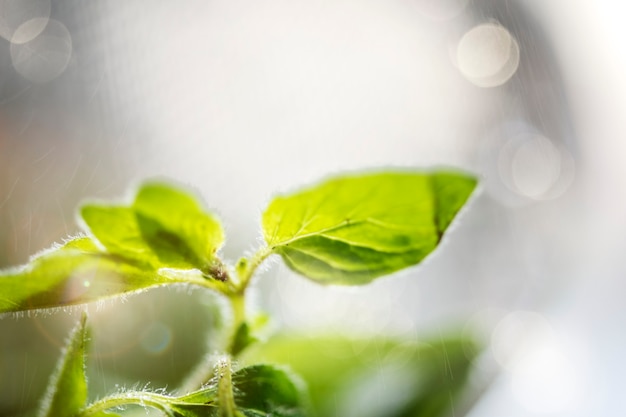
[0,170,477,313]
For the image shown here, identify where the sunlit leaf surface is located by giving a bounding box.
[134,182,224,265]
[0,238,179,314]
[0,180,226,314]
[81,181,224,272]
[262,170,476,284]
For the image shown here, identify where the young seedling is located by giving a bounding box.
[0,169,477,417]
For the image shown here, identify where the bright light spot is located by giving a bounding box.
[62,272,95,303]
[491,311,587,413]
[10,19,72,83]
[499,133,575,200]
[140,322,172,355]
[510,341,583,413]
[83,280,91,288]
[412,0,469,21]
[0,0,50,43]
[491,311,554,371]
[456,23,519,87]
[512,136,561,197]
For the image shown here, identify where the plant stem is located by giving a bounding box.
[177,246,273,393]
[235,246,273,292]
[80,391,182,416]
[216,356,240,417]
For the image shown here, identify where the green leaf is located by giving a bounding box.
[0,237,176,314]
[134,181,224,266]
[80,181,224,275]
[231,364,308,417]
[230,322,257,357]
[172,363,308,417]
[38,312,90,417]
[81,364,307,417]
[168,388,218,416]
[80,205,162,266]
[262,170,477,285]
[244,334,478,417]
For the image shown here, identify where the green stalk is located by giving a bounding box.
[216,356,241,417]
[80,391,182,416]
[178,246,272,392]
[235,246,273,292]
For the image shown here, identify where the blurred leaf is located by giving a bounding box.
[38,313,89,417]
[0,237,176,313]
[244,334,478,417]
[262,170,476,285]
[231,364,309,417]
[231,322,257,357]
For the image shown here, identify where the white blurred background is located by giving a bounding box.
[1,0,625,415]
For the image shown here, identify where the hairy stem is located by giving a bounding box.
[176,246,273,397]
[216,356,242,417]
[235,246,273,292]
[80,391,183,416]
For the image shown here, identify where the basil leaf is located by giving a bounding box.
[262,170,476,284]
[232,364,308,417]
[80,206,165,267]
[38,313,90,417]
[0,237,175,314]
[133,181,224,268]
[83,364,306,417]
[80,181,224,274]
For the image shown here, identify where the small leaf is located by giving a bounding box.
[245,334,478,417]
[80,206,162,266]
[232,364,308,417]
[81,364,306,417]
[262,170,477,285]
[38,312,90,417]
[80,181,225,274]
[80,205,196,270]
[230,322,258,357]
[168,389,218,416]
[0,237,176,313]
[134,181,224,266]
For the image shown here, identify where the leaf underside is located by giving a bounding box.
[262,170,477,285]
